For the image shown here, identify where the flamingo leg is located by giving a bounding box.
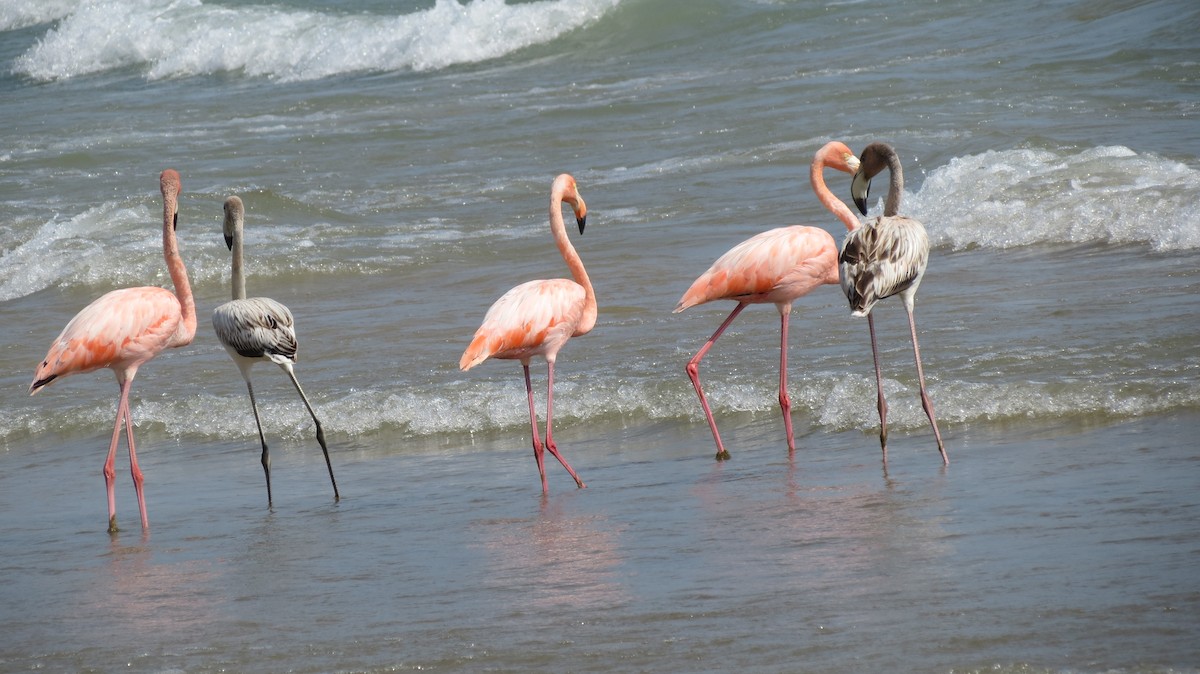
[686,302,747,461]
[244,378,274,506]
[284,367,340,501]
[905,304,949,465]
[523,363,549,494]
[867,314,890,462]
[777,308,795,452]
[103,382,126,534]
[542,360,586,490]
[120,383,149,531]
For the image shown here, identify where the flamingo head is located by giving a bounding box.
[555,173,587,234]
[160,169,182,229]
[823,141,860,174]
[223,196,245,250]
[851,142,893,215]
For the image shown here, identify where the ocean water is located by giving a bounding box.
[1,0,1198,672]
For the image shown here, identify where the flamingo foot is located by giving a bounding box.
[108,515,119,534]
[715,450,731,461]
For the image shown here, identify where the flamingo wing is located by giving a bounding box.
[31,286,183,393]
[460,279,586,370]
[213,297,298,364]
[838,215,930,316]
[675,226,838,312]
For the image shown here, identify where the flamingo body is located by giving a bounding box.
[213,297,298,363]
[839,215,929,317]
[212,195,339,505]
[674,142,860,460]
[31,287,187,390]
[839,141,948,464]
[675,225,839,311]
[460,174,591,494]
[29,169,195,533]
[460,278,588,369]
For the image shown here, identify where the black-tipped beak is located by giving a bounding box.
[30,374,56,394]
[224,233,234,250]
[850,169,871,216]
[173,212,179,231]
[576,214,586,235]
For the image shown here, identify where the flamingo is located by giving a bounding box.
[211,196,340,505]
[460,174,592,494]
[674,141,861,460]
[29,169,197,533]
[839,141,948,464]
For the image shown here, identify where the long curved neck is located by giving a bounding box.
[229,220,247,301]
[550,192,596,334]
[811,148,860,232]
[162,187,197,346]
[882,150,904,217]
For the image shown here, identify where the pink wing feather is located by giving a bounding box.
[674,225,839,312]
[31,286,185,390]
[460,279,587,370]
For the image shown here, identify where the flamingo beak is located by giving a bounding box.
[573,194,587,234]
[224,233,234,251]
[850,168,872,216]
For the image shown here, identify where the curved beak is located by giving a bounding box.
[850,168,872,216]
[572,193,587,234]
[224,233,234,251]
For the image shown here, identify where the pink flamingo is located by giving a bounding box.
[29,169,197,533]
[460,174,592,494]
[840,141,948,464]
[674,141,860,460]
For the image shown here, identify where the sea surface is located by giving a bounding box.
[1,0,1198,672]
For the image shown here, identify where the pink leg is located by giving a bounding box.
[867,314,890,462]
[685,302,747,461]
[523,363,549,494]
[103,386,125,534]
[905,306,949,465]
[777,309,795,452]
[119,383,149,531]
[542,360,586,490]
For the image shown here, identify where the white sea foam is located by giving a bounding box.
[0,203,147,301]
[7,365,1193,446]
[908,146,1200,252]
[11,0,622,82]
[0,0,76,30]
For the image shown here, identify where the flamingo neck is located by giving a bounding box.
[162,192,197,346]
[811,148,860,232]
[882,150,904,217]
[550,192,596,335]
[229,224,247,301]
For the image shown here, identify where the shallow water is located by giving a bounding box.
[2,414,1197,672]
[1,0,1198,671]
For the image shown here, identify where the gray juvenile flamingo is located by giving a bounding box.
[459,174,592,494]
[839,141,948,464]
[211,195,339,505]
[674,142,861,460]
[30,170,197,533]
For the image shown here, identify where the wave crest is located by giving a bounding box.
[909,146,1200,252]
[12,0,622,82]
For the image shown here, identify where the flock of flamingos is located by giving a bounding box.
[28,140,947,534]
